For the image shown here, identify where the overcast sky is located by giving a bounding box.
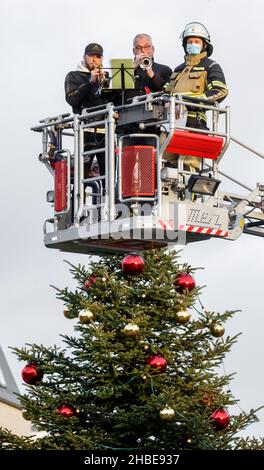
[1,0,264,437]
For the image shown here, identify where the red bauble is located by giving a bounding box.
[57,403,76,418]
[121,254,145,276]
[147,354,167,372]
[83,276,97,290]
[175,273,196,293]
[210,407,230,430]
[21,363,44,385]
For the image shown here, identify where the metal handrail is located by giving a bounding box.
[211,135,264,193]
[35,93,264,231]
[231,136,264,160]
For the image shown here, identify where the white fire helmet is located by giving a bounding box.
[180,22,213,57]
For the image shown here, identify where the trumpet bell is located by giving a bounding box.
[140,56,153,70]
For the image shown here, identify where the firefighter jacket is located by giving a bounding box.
[65,61,110,114]
[135,60,172,92]
[165,52,228,128]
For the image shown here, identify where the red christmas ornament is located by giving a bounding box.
[210,407,230,430]
[21,363,44,385]
[57,403,76,418]
[175,273,196,293]
[83,276,97,290]
[147,354,167,372]
[121,254,145,276]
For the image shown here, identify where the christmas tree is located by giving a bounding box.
[1,249,263,450]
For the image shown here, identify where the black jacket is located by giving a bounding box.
[65,66,110,114]
[135,60,172,92]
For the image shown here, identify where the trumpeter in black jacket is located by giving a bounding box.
[65,43,110,179]
[133,33,172,92]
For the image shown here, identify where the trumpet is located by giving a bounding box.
[139,56,153,70]
[100,77,110,89]
[98,67,110,88]
[92,64,110,95]
[92,64,109,86]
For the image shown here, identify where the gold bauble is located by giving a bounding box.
[201,392,214,408]
[159,407,175,421]
[78,308,94,324]
[210,323,225,337]
[123,323,140,337]
[63,308,75,319]
[22,410,30,421]
[175,310,191,325]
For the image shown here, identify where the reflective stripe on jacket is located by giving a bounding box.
[165,52,228,127]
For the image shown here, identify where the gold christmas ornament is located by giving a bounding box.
[22,410,30,421]
[63,308,75,319]
[175,310,191,325]
[123,323,140,337]
[78,308,94,324]
[201,392,214,408]
[210,322,225,337]
[159,406,175,421]
[140,341,150,350]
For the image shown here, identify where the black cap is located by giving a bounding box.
[84,43,103,56]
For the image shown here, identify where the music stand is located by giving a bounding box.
[110,59,135,90]
[101,59,145,106]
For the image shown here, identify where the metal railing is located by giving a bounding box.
[32,93,231,233]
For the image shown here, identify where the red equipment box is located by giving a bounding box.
[55,160,67,212]
[121,146,156,198]
[165,130,224,160]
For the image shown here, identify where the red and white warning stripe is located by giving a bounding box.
[178,225,228,237]
[158,220,228,237]
[158,219,174,230]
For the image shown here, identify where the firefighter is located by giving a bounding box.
[165,22,228,129]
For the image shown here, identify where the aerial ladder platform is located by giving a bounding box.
[31,93,264,255]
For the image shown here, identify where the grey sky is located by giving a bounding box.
[1,0,264,437]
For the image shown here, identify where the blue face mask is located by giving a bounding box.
[186,43,202,55]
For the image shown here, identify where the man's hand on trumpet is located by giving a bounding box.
[133,52,145,69]
[134,53,154,78]
[90,66,106,84]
